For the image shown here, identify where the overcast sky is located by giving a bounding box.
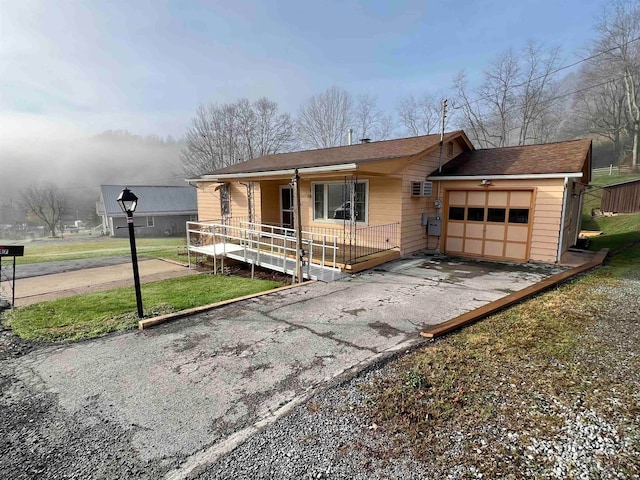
[0,0,608,146]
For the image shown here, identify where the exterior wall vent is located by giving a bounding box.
[412,181,433,197]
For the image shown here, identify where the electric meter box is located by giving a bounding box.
[427,218,442,236]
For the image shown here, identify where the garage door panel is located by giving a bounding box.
[467,191,486,205]
[465,223,484,238]
[449,191,466,205]
[487,191,508,206]
[447,222,465,237]
[505,243,527,260]
[464,239,483,255]
[484,241,504,257]
[446,237,463,252]
[509,191,532,207]
[506,225,529,242]
[485,224,505,240]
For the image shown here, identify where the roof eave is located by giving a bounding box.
[427,172,584,181]
[195,163,359,182]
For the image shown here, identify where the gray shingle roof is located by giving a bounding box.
[203,131,471,176]
[429,139,592,177]
[100,185,197,217]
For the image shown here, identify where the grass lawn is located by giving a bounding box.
[4,274,281,342]
[581,172,640,252]
[13,236,188,265]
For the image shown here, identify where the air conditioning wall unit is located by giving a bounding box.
[411,181,433,197]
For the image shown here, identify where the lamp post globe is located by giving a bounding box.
[117,187,138,214]
[118,187,143,318]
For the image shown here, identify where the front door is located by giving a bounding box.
[280,186,294,229]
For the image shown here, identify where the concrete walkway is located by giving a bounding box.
[9,259,197,306]
[5,254,566,479]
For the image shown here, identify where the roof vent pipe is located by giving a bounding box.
[360,138,371,144]
[348,128,353,146]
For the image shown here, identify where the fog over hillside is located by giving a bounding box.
[1,130,185,205]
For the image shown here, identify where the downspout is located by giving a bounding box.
[575,185,585,246]
[556,177,569,263]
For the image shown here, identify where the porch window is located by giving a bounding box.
[312,181,367,223]
[146,216,155,227]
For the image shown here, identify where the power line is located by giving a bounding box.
[453,35,640,111]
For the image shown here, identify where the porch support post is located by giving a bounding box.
[294,169,303,283]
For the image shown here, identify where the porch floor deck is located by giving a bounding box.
[189,244,347,282]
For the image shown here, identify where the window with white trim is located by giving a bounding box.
[146,216,155,227]
[312,181,367,222]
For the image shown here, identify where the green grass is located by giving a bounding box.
[581,173,640,251]
[4,274,282,342]
[14,237,187,264]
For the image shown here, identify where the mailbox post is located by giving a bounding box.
[0,245,24,308]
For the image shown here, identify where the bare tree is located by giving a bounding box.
[297,86,353,148]
[516,42,562,145]
[572,61,629,162]
[180,97,294,177]
[453,43,562,148]
[20,182,69,237]
[397,93,442,136]
[592,0,640,169]
[353,94,394,141]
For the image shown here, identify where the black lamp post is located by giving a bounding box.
[117,187,143,318]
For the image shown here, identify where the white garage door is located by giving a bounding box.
[445,190,533,261]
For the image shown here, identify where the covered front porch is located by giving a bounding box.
[186,219,400,281]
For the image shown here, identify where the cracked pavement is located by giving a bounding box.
[2,254,563,479]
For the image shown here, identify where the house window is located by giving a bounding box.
[487,208,506,223]
[467,207,485,222]
[508,208,530,224]
[312,181,367,222]
[449,207,465,220]
[220,184,230,217]
[146,216,155,227]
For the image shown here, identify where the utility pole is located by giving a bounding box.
[438,98,448,173]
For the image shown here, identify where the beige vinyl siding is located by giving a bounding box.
[195,182,221,221]
[259,180,283,225]
[398,149,448,255]
[367,177,402,227]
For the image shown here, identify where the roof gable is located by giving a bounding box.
[430,139,592,178]
[201,131,472,178]
[100,185,197,216]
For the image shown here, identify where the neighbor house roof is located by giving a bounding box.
[429,138,592,179]
[198,130,472,179]
[601,177,640,189]
[100,185,197,217]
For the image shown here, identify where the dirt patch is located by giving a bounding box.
[223,264,293,284]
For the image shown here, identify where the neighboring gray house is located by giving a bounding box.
[97,185,197,238]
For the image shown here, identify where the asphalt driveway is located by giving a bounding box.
[3,254,563,479]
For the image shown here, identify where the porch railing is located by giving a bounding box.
[186,219,399,270]
[186,221,340,277]
[304,222,399,263]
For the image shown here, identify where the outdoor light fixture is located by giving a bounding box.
[117,187,144,318]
